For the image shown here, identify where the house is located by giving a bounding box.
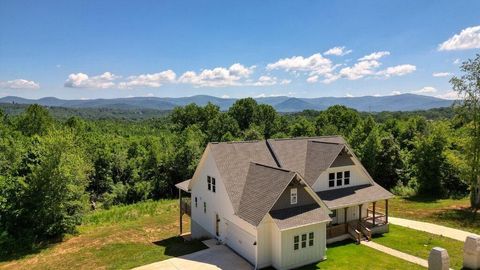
[175,136,393,270]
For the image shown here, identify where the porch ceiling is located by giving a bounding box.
[316,184,393,209]
[175,179,191,192]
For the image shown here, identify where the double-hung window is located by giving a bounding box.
[212,177,216,193]
[344,171,350,185]
[336,172,343,186]
[195,197,198,208]
[207,176,211,191]
[309,232,314,246]
[203,202,207,213]
[290,188,297,204]
[301,234,307,248]
[294,236,299,250]
[329,173,335,187]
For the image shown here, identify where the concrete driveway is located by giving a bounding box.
[132,243,253,270]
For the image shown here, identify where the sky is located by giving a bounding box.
[0,0,479,100]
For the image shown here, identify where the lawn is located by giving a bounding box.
[373,224,464,270]
[296,240,426,270]
[389,196,480,235]
[0,200,206,270]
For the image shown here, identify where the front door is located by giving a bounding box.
[215,213,220,237]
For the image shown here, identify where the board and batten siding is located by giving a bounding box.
[275,222,327,270]
[312,165,371,192]
[270,180,316,211]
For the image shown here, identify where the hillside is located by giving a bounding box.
[0,94,455,112]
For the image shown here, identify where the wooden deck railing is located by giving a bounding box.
[347,222,362,244]
[358,222,372,241]
[327,223,347,239]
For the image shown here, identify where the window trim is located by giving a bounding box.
[301,234,307,248]
[328,173,335,187]
[293,235,299,250]
[344,171,350,185]
[290,188,298,205]
[207,176,211,191]
[309,232,314,246]
[336,172,343,186]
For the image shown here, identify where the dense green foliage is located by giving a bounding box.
[0,55,478,256]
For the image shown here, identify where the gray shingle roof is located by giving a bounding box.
[270,204,331,230]
[237,163,297,226]
[175,179,191,192]
[316,184,393,209]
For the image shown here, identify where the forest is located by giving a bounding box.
[0,55,479,256]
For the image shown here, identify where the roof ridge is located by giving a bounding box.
[309,140,343,145]
[270,135,343,141]
[266,139,282,168]
[250,162,294,173]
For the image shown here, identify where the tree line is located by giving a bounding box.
[0,54,478,256]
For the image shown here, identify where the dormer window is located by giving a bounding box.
[344,171,350,185]
[336,172,343,186]
[329,171,351,188]
[328,173,335,187]
[290,188,297,204]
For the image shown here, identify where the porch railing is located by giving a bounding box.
[327,223,347,239]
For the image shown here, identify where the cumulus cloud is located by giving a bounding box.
[438,25,480,51]
[65,72,118,89]
[413,86,437,94]
[0,79,40,89]
[252,76,278,86]
[324,46,352,56]
[119,70,176,88]
[306,75,319,83]
[178,63,255,87]
[339,59,381,80]
[391,91,402,95]
[280,79,291,85]
[436,91,460,100]
[266,53,334,76]
[346,93,354,97]
[432,72,453,77]
[377,64,416,77]
[358,51,390,61]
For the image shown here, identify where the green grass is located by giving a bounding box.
[295,240,426,270]
[373,224,464,270]
[0,200,206,270]
[390,196,480,235]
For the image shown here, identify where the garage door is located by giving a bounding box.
[225,220,256,265]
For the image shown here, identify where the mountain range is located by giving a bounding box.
[0,94,455,112]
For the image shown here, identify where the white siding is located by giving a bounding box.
[225,219,256,264]
[278,223,327,270]
[256,217,273,268]
[312,165,371,192]
[271,221,282,269]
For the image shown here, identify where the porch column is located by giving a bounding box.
[385,199,389,224]
[373,201,376,226]
[358,205,362,221]
[179,189,183,235]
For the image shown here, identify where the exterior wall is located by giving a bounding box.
[271,180,316,211]
[278,222,327,270]
[256,216,273,268]
[189,147,257,265]
[312,165,371,192]
[331,203,368,224]
[271,221,282,269]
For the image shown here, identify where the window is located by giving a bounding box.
[301,234,307,248]
[212,177,216,193]
[203,202,206,213]
[207,176,211,191]
[293,236,299,250]
[336,172,343,186]
[290,188,297,204]
[344,171,350,185]
[195,197,198,208]
[309,232,314,246]
[329,173,335,187]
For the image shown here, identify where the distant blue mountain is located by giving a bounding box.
[0,94,455,112]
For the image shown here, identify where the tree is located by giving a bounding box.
[207,113,240,142]
[289,117,315,137]
[228,98,257,130]
[315,105,360,136]
[375,134,403,189]
[253,104,278,138]
[16,104,53,136]
[450,54,480,209]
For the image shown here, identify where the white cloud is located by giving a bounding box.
[358,51,390,61]
[119,70,176,88]
[377,64,416,77]
[0,79,40,89]
[438,25,480,51]
[266,53,334,77]
[339,59,381,80]
[280,79,291,85]
[346,93,354,97]
[324,46,352,56]
[436,91,460,100]
[306,75,319,83]
[252,76,277,86]
[453,58,461,65]
[432,72,453,77]
[413,86,437,94]
[391,91,402,95]
[221,94,230,98]
[179,63,255,87]
[64,72,118,89]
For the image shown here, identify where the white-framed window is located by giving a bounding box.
[344,171,350,185]
[294,232,314,250]
[207,176,211,191]
[336,172,343,186]
[290,188,297,204]
[301,234,307,248]
[203,202,207,213]
[212,177,216,193]
[309,232,314,246]
[328,173,335,187]
[294,235,299,250]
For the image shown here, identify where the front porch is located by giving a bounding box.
[175,179,192,235]
[327,199,389,243]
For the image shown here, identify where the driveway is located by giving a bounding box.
[132,243,254,270]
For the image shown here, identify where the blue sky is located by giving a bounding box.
[0,0,479,100]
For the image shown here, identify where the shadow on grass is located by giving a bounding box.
[152,236,207,257]
[433,208,479,226]
[0,235,64,263]
[401,195,440,203]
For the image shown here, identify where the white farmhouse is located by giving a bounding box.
[175,136,393,269]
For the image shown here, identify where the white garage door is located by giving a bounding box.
[225,220,256,265]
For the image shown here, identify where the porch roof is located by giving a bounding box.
[269,204,331,230]
[316,184,393,209]
[175,179,191,192]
